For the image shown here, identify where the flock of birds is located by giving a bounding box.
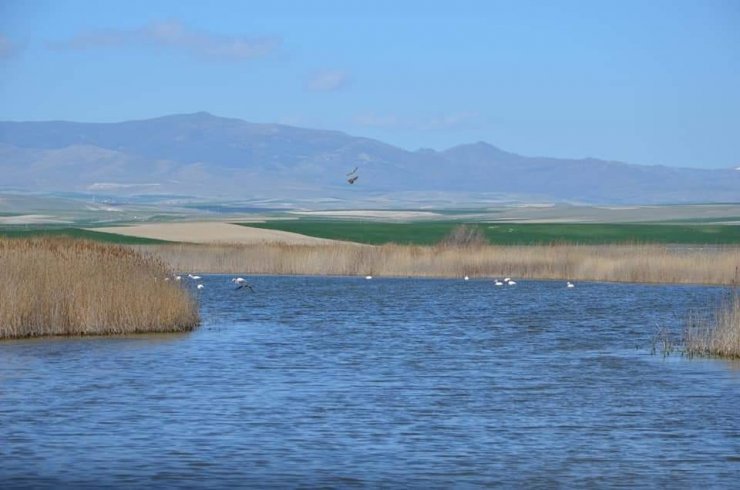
[166,273,574,291]
[463,276,574,287]
[156,165,580,292]
[164,274,255,292]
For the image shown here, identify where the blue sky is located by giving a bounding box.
[1,0,738,169]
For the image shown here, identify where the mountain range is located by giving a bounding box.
[1,112,738,205]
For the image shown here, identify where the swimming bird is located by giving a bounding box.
[175,275,182,281]
[365,275,373,280]
[188,274,202,280]
[464,275,469,281]
[494,279,504,286]
[567,281,575,288]
[197,284,204,290]
[507,280,517,285]
[232,277,254,291]
[348,175,359,184]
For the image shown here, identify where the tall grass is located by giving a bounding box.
[139,242,740,285]
[684,293,740,359]
[0,238,199,339]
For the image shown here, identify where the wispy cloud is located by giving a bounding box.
[352,111,479,130]
[352,113,401,128]
[0,34,21,59]
[418,112,479,130]
[306,69,350,92]
[47,20,280,61]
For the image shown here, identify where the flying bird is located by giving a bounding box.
[348,175,359,184]
[347,166,359,176]
[232,277,255,292]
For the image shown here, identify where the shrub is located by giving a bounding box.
[437,225,489,248]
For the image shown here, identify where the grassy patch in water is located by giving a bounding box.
[0,237,199,339]
[238,220,740,245]
[684,293,740,359]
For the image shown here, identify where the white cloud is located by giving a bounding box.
[306,69,350,92]
[47,20,280,61]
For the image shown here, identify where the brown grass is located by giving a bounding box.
[684,293,740,359]
[138,242,740,285]
[0,238,199,339]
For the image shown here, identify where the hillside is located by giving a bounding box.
[1,112,738,204]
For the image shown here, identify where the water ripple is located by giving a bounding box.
[1,276,739,487]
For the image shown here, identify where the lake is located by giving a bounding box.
[2,276,739,488]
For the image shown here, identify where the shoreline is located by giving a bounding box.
[138,242,740,286]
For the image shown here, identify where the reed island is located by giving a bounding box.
[0,238,199,339]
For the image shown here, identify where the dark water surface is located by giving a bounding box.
[2,276,739,488]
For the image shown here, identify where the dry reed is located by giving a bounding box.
[137,242,740,285]
[0,238,199,339]
[684,293,740,359]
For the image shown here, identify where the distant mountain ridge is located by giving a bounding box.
[0,112,737,204]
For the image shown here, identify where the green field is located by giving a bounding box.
[239,220,740,245]
[2,221,739,246]
[0,227,170,245]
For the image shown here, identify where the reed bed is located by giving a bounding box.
[684,293,740,359]
[139,242,740,285]
[0,238,199,339]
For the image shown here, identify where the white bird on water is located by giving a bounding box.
[365,275,373,280]
[175,275,182,281]
[494,279,504,286]
[464,275,469,281]
[197,284,204,290]
[188,274,202,280]
[567,281,575,288]
[232,277,255,291]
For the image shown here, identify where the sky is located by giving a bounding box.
[0,0,739,169]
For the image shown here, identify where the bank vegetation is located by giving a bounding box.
[139,241,740,285]
[0,238,199,339]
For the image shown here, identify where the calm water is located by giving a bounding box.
[1,276,739,488]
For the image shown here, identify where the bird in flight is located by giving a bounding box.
[347,166,359,176]
[347,175,359,184]
[232,277,255,291]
